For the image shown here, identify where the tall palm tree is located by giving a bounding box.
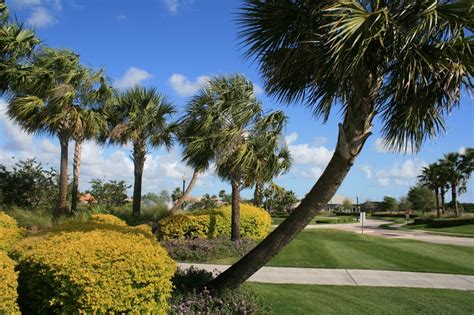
[8,48,97,216]
[419,163,442,217]
[180,74,288,241]
[106,86,176,216]
[440,151,472,216]
[70,70,111,213]
[208,0,472,290]
[0,1,39,93]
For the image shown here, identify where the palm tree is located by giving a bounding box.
[180,74,288,241]
[70,70,111,213]
[440,151,472,216]
[0,1,39,93]
[106,86,176,216]
[208,0,472,290]
[247,112,292,207]
[8,48,97,216]
[419,163,442,217]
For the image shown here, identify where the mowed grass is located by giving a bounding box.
[248,283,474,315]
[423,224,474,236]
[266,229,474,275]
[271,216,355,225]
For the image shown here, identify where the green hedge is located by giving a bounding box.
[371,212,419,218]
[413,217,474,228]
[158,204,272,240]
[12,215,176,314]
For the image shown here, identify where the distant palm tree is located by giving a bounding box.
[106,86,176,216]
[180,74,287,241]
[70,69,111,213]
[0,2,39,93]
[208,0,473,290]
[419,163,443,217]
[440,151,473,216]
[8,48,97,216]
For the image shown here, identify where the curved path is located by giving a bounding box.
[292,219,474,247]
[179,263,474,291]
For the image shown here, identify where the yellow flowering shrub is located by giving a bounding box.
[0,211,24,252]
[158,204,271,240]
[89,213,127,226]
[0,251,20,314]
[12,229,176,314]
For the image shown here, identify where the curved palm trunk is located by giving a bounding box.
[451,182,459,217]
[434,187,440,218]
[170,170,199,214]
[231,178,241,242]
[71,138,83,213]
[55,133,69,217]
[208,72,379,291]
[132,143,146,216]
[253,181,264,207]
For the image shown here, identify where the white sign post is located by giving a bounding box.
[360,211,366,234]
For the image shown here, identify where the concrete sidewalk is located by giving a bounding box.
[179,263,474,291]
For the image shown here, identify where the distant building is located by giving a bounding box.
[326,195,356,212]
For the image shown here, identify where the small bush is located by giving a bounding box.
[0,251,20,313]
[158,204,271,240]
[110,204,170,226]
[89,213,127,226]
[170,267,270,314]
[0,211,24,252]
[12,229,176,314]
[162,237,256,262]
[371,212,420,218]
[3,208,53,230]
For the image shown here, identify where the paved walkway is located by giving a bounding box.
[179,263,474,291]
[298,219,474,247]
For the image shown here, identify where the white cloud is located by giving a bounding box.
[114,67,153,89]
[459,146,466,155]
[163,0,179,13]
[27,6,57,28]
[285,132,298,145]
[289,143,333,166]
[0,99,33,151]
[116,14,127,21]
[359,164,372,179]
[298,166,323,179]
[376,170,390,186]
[374,137,389,153]
[253,84,263,96]
[168,73,210,97]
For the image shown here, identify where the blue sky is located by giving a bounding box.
[0,0,473,202]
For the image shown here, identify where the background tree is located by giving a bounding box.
[407,186,436,215]
[0,1,39,94]
[89,179,130,207]
[8,48,97,216]
[419,163,442,217]
[180,74,287,241]
[398,197,413,213]
[171,187,183,203]
[209,0,473,290]
[106,86,176,216]
[381,196,398,212]
[341,198,353,211]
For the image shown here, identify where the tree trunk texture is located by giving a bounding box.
[253,181,264,207]
[208,72,380,290]
[132,143,146,216]
[451,183,459,217]
[435,187,440,218]
[71,138,83,213]
[231,178,241,242]
[441,188,446,214]
[170,170,199,214]
[55,133,70,217]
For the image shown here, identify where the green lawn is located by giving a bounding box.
[406,224,474,237]
[266,229,474,275]
[272,216,355,225]
[248,283,474,315]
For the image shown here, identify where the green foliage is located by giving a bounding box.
[110,203,170,226]
[263,183,298,213]
[12,216,176,314]
[0,211,23,252]
[89,178,130,207]
[0,251,19,313]
[171,187,183,202]
[158,204,272,240]
[341,198,353,210]
[189,193,218,210]
[408,186,436,213]
[142,191,170,208]
[0,158,58,210]
[413,217,474,228]
[382,196,398,212]
[398,197,413,212]
[3,207,53,230]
